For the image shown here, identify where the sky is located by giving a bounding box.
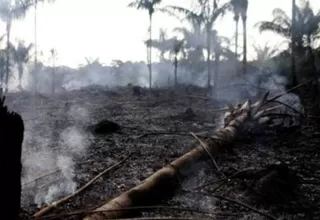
[2,0,320,68]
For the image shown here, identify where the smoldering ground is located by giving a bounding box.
[7,96,94,207]
[1,78,313,220]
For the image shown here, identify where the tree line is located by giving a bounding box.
[0,0,319,95]
[128,0,320,91]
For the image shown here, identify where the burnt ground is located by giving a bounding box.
[4,85,320,220]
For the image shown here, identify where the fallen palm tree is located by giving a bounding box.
[83,93,281,220]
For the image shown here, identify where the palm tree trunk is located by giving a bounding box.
[206,27,212,89]
[291,0,297,87]
[18,65,23,89]
[5,21,11,93]
[52,66,55,94]
[242,16,247,75]
[83,99,267,220]
[235,18,239,75]
[148,13,152,90]
[174,55,178,87]
[34,0,38,93]
[34,0,37,65]
[214,54,220,88]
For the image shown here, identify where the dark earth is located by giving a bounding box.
[4,85,320,220]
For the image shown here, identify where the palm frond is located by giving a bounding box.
[255,21,291,38]
[153,0,162,6]
[0,34,5,42]
[165,5,203,25]
[128,0,162,10]
[272,8,290,22]
[271,8,291,28]
[208,2,229,24]
[173,27,191,36]
[128,0,144,9]
[128,1,139,8]
[156,7,179,19]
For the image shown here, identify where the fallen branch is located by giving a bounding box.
[84,96,271,220]
[190,132,225,177]
[23,160,94,188]
[33,153,132,218]
[268,100,302,116]
[194,168,256,190]
[132,131,209,140]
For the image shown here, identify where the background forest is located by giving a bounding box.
[0,0,319,105]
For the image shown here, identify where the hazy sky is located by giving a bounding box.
[2,0,320,68]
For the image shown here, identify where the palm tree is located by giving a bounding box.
[0,0,35,92]
[50,48,57,94]
[169,37,185,87]
[12,41,33,90]
[252,43,279,63]
[166,1,228,88]
[230,0,241,75]
[157,28,169,61]
[292,0,297,86]
[200,1,228,88]
[149,28,173,61]
[256,0,320,50]
[211,30,235,95]
[33,0,55,93]
[0,50,6,88]
[173,20,206,49]
[128,0,163,89]
[256,0,320,86]
[239,0,248,75]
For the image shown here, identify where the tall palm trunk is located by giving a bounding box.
[206,26,212,89]
[148,13,152,89]
[242,16,247,75]
[5,21,11,93]
[52,57,55,94]
[51,68,55,94]
[0,67,3,89]
[235,18,239,75]
[18,64,23,89]
[213,53,220,98]
[214,54,220,88]
[174,54,178,87]
[34,0,38,93]
[34,0,37,64]
[291,0,297,87]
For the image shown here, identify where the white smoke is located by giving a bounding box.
[34,155,77,207]
[20,100,92,207]
[216,67,301,111]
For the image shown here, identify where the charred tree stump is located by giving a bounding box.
[0,96,24,220]
[88,120,121,135]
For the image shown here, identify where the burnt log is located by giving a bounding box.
[83,98,272,220]
[0,96,24,220]
[132,86,142,97]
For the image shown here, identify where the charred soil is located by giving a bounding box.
[5,85,320,220]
